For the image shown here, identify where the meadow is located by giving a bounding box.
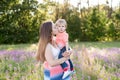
[0,42,120,80]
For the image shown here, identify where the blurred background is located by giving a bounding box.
[0,0,120,44]
[0,0,120,80]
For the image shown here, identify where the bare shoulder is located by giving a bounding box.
[45,43,53,57]
[46,43,52,51]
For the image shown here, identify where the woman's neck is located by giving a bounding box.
[50,40,57,48]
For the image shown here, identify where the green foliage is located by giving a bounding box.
[84,8,107,41]
[0,0,46,44]
[67,15,82,42]
[0,0,120,44]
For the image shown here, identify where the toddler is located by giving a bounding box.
[55,19,74,79]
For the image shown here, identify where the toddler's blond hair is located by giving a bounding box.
[55,19,67,28]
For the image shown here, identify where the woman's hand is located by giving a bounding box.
[62,50,72,58]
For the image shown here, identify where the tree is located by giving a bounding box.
[84,8,107,41]
[0,0,45,43]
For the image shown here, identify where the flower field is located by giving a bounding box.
[0,42,120,80]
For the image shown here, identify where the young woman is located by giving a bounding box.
[36,21,72,80]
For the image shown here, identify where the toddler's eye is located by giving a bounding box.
[62,26,64,27]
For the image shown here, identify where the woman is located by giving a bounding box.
[36,21,72,80]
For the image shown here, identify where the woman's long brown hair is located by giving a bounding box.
[36,21,52,62]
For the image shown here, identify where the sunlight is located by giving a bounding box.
[37,0,120,8]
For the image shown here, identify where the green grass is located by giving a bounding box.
[0,43,36,50]
[0,42,120,50]
[70,41,120,48]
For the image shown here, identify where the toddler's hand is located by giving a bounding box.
[62,51,71,58]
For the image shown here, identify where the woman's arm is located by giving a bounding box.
[45,44,70,67]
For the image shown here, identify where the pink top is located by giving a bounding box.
[56,32,68,48]
[43,61,70,77]
[43,43,70,77]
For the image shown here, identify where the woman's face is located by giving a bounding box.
[52,23,58,35]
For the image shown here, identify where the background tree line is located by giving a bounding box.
[0,0,120,44]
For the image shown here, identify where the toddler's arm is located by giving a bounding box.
[66,41,69,52]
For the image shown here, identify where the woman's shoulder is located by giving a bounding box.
[46,43,60,51]
[45,43,53,55]
[46,43,52,49]
[46,43,56,50]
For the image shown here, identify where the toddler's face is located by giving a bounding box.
[57,23,66,33]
